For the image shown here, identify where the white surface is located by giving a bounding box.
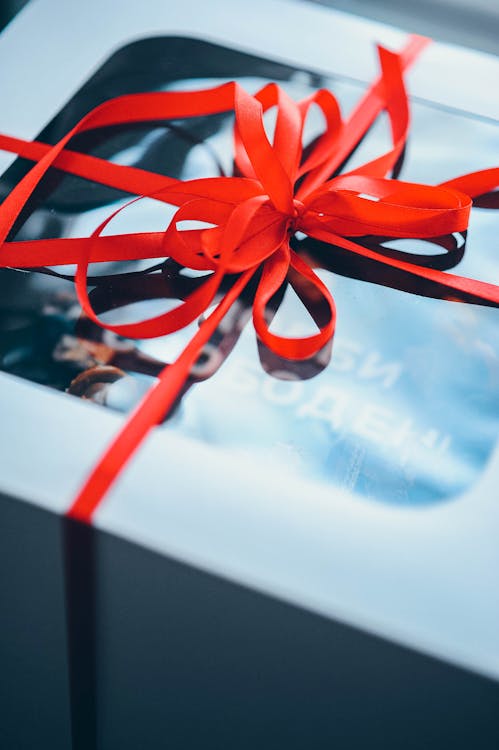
[1,370,499,682]
[0,0,498,681]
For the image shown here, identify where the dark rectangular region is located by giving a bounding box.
[1,492,498,749]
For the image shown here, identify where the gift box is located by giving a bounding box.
[1,1,498,748]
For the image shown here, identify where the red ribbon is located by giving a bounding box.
[0,35,497,521]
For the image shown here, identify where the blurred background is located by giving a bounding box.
[310,0,499,54]
[1,0,498,54]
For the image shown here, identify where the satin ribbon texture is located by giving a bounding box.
[0,34,498,521]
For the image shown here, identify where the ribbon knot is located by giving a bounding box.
[291,198,306,227]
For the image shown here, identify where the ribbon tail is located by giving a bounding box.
[67,267,255,522]
[0,232,167,268]
[308,227,499,304]
[440,168,499,198]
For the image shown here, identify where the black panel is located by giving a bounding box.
[1,493,498,749]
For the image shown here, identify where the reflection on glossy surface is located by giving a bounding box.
[0,36,498,506]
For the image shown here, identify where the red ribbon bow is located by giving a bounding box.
[0,34,498,521]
